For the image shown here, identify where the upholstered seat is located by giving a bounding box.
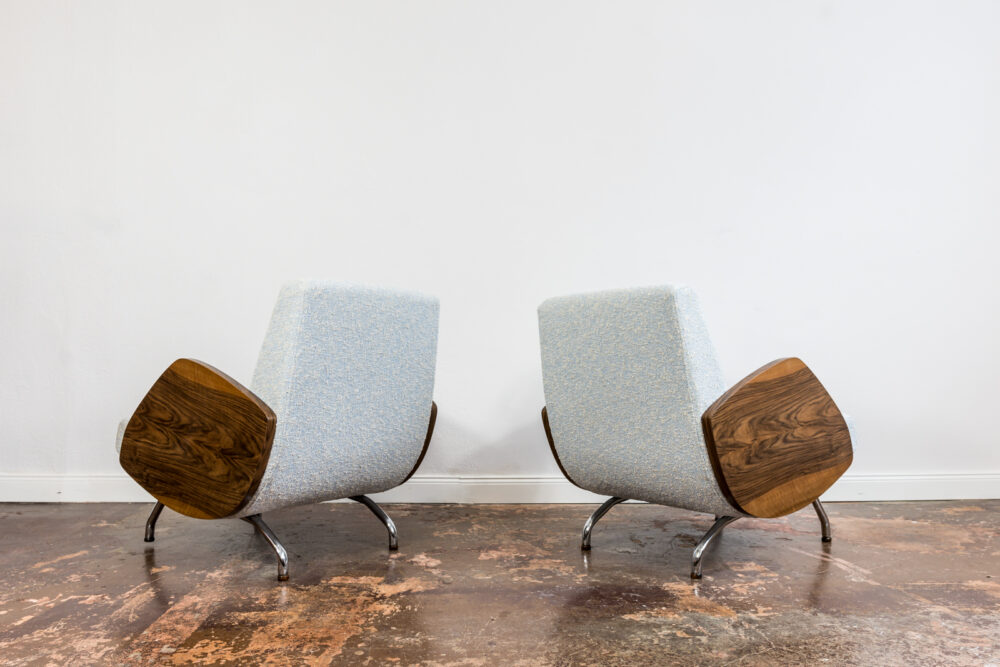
[538,286,854,578]
[237,282,438,517]
[117,281,439,580]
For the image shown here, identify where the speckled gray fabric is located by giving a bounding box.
[844,415,860,453]
[538,286,745,517]
[115,419,127,455]
[234,281,439,517]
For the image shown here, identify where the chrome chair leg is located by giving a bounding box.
[813,499,832,542]
[691,515,740,579]
[144,502,165,542]
[242,514,290,581]
[582,496,627,550]
[350,495,398,550]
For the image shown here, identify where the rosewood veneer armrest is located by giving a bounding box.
[701,357,853,519]
[119,359,276,520]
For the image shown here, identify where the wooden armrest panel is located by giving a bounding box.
[119,359,276,519]
[701,357,853,519]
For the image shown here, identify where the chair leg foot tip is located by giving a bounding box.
[690,573,702,580]
[822,536,832,543]
[278,574,289,581]
[143,537,154,543]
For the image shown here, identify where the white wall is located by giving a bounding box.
[2,0,998,501]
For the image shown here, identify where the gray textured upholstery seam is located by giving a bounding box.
[276,285,306,459]
[241,284,295,515]
[671,291,746,517]
[242,285,306,517]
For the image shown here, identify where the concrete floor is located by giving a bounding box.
[0,501,997,665]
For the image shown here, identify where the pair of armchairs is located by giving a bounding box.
[117,282,853,580]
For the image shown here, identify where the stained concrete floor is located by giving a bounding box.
[0,501,997,665]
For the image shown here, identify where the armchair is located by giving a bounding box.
[117,281,439,580]
[538,286,854,578]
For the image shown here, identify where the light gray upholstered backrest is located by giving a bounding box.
[238,281,439,517]
[538,286,742,516]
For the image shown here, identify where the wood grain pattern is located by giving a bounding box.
[701,358,852,519]
[119,359,276,519]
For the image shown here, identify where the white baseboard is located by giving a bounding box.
[819,473,1000,502]
[0,473,157,503]
[0,472,997,504]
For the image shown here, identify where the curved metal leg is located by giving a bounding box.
[813,499,832,542]
[242,514,290,581]
[350,495,398,550]
[581,496,627,550]
[144,502,164,542]
[691,515,740,579]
